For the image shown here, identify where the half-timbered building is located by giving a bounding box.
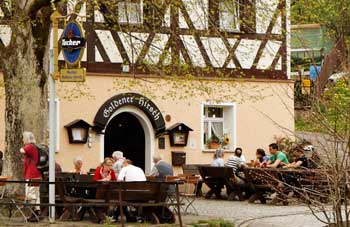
[0,0,293,173]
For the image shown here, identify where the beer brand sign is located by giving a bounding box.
[61,20,86,66]
[94,93,166,136]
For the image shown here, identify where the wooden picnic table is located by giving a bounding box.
[243,167,329,204]
[55,173,182,226]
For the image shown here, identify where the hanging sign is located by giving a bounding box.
[61,20,86,66]
[60,68,86,82]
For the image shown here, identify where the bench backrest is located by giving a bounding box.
[182,164,204,175]
[97,181,168,203]
[199,166,235,179]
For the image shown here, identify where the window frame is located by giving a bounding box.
[201,102,237,152]
[118,0,144,25]
[218,0,240,32]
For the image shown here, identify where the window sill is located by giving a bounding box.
[202,149,235,153]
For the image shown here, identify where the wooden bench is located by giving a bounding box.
[198,166,236,199]
[244,168,282,204]
[55,177,182,225]
[95,181,180,224]
[293,169,329,203]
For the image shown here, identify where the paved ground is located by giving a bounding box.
[0,198,326,227]
[192,198,325,227]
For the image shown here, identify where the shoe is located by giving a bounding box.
[27,210,40,222]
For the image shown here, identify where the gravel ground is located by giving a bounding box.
[189,198,325,227]
[0,198,326,227]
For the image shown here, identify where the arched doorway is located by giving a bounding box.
[94,93,165,173]
[104,112,145,170]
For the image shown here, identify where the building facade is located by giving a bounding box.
[0,0,293,173]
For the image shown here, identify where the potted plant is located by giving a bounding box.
[206,135,220,149]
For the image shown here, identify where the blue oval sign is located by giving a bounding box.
[61,21,86,66]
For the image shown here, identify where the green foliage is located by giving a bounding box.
[191,219,235,227]
[322,77,350,133]
[291,0,350,38]
[296,77,350,134]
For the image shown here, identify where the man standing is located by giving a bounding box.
[20,131,42,222]
[266,143,289,168]
[150,154,173,180]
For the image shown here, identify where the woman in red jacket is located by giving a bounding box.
[93,157,117,181]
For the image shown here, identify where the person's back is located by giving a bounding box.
[150,154,173,180]
[225,155,241,173]
[211,149,224,167]
[118,160,146,182]
[155,160,173,180]
[211,158,224,167]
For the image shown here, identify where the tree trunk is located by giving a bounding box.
[1,19,48,194]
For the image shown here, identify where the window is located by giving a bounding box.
[219,0,239,32]
[118,1,143,24]
[202,104,236,150]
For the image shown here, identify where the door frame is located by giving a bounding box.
[99,105,154,174]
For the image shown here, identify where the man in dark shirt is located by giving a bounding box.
[284,148,308,168]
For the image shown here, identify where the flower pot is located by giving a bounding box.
[209,142,220,149]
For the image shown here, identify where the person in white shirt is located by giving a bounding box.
[211,149,225,167]
[117,159,146,182]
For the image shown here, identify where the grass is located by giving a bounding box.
[190,219,235,227]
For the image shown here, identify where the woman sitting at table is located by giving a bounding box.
[93,158,117,181]
[72,156,85,175]
[255,148,269,166]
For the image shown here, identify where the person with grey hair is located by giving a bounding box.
[72,157,84,174]
[20,131,42,222]
[211,149,224,167]
[111,150,125,176]
[150,154,173,180]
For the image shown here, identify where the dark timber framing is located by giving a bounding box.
[0,0,288,79]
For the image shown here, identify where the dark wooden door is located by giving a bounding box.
[104,112,145,170]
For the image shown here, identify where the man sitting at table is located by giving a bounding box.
[225,150,242,172]
[114,160,145,222]
[284,147,308,168]
[266,143,289,168]
[118,159,146,182]
[150,154,173,180]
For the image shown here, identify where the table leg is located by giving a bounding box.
[175,183,183,227]
[118,189,125,227]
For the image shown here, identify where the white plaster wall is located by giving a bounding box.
[52,75,294,173]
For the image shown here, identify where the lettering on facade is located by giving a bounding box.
[94,93,166,136]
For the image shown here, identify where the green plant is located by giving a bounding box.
[191,219,235,227]
[206,134,220,144]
